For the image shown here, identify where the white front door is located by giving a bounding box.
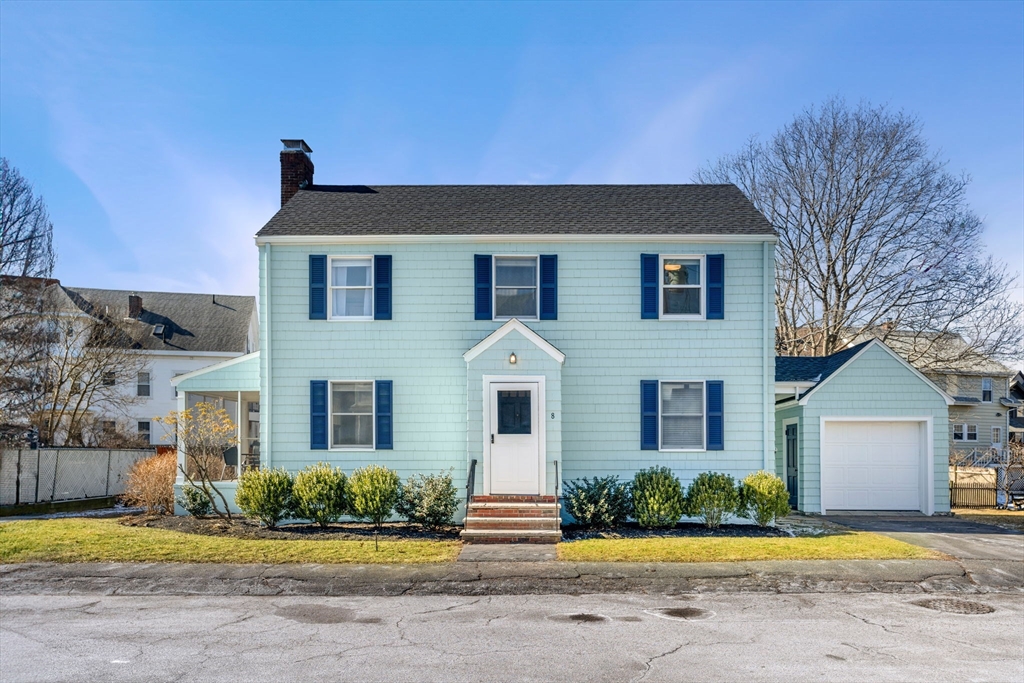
[488,382,540,494]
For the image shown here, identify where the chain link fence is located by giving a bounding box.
[0,448,156,506]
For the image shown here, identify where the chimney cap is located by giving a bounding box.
[281,139,312,154]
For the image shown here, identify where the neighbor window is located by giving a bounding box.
[661,256,703,318]
[137,372,151,397]
[992,427,1003,445]
[953,424,964,441]
[101,371,115,387]
[137,421,151,442]
[329,257,373,319]
[330,381,374,448]
[981,378,993,403]
[101,421,115,433]
[966,424,978,441]
[660,381,705,450]
[494,256,538,319]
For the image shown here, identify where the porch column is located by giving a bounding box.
[236,391,243,476]
[175,392,187,484]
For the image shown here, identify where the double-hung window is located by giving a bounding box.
[138,420,151,442]
[494,256,538,319]
[953,424,964,441]
[330,381,374,448]
[330,257,373,320]
[137,372,151,397]
[966,424,978,441]
[661,255,704,319]
[660,381,705,450]
[981,378,993,403]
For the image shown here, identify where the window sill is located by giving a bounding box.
[329,447,376,452]
[659,315,706,321]
[327,317,374,322]
[494,316,538,322]
[659,448,707,453]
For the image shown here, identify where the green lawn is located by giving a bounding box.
[0,518,461,564]
[557,531,942,563]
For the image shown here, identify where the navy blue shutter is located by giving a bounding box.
[375,380,393,449]
[474,255,492,320]
[539,255,557,320]
[374,255,392,320]
[641,380,659,450]
[706,380,724,450]
[309,255,327,320]
[641,254,658,319]
[706,254,724,320]
[310,380,328,450]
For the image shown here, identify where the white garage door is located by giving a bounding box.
[821,421,923,512]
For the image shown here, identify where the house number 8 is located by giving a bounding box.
[551,412,555,419]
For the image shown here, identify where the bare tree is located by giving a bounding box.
[39,315,149,446]
[696,98,1023,367]
[0,159,58,428]
[156,402,238,520]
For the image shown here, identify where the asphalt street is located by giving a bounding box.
[2,592,1022,683]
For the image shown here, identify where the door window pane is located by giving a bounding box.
[661,382,704,449]
[497,390,531,434]
[331,381,374,447]
[494,257,537,318]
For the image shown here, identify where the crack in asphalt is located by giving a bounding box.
[633,641,690,682]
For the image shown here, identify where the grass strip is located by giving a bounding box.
[557,531,941,563]
[0,518,461,564]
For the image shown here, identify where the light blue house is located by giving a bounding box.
[176,139,779,539]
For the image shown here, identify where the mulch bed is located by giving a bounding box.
[561,522,790,541]
[120,515,461,541]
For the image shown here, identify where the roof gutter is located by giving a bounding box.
[254,233,779,246]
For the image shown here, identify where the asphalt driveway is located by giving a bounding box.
[827,515,1024,561]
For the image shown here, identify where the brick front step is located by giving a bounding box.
[460,529,562,544]
[464,516,561,531]
[467,505,560,518]
[470,495,557,504]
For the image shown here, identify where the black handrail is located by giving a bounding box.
[465,459,477,509]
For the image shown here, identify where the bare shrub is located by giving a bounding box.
[123,451,176,514]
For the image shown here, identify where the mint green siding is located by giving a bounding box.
[259,239,775,514]
[175,354,260,394]
[774,344,950,514]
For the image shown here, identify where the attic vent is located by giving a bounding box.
[152,324,165,338]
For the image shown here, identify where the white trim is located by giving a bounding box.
[170,352,260,386]
[463,318,566,364]
[658,379,707,452]
[493,254,539,321]
[256,233,778,246]
[328,379,376,451]
[658,254,705,320]
[328,255,374,322]
[482,375,547,496]
[762,241,775,472]
[774,381,817,398]
[818,416,935,516]
[798,340,955,406]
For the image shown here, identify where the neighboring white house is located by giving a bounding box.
[51,286,259,446]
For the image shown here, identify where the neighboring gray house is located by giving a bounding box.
[775,340,952,515]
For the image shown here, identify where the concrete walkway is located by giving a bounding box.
[457,544,556,562]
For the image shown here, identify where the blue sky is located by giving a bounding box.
[1,1,1021,304]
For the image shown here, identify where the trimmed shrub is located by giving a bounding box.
[122,451,176,514]
[396,470,458,530]
[738,471,791,527]
[632,466,686,528]
[686,472,740,529]
[347,464,401,533]
[235,467,294,528]
[292,462,348,528]
[177,485,213,517]
[562,476,632,528]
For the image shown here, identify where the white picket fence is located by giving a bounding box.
[0,448,156,506]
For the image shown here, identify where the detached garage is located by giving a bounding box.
[775,340,953,515]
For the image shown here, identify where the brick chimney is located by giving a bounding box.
[280,139,313,207]
[128,294,142,319]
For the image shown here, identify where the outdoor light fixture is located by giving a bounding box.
[509,352,517,364]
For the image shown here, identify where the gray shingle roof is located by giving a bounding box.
[256,184,776,238]
[60,287,255,353]
[775,341,872,383]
